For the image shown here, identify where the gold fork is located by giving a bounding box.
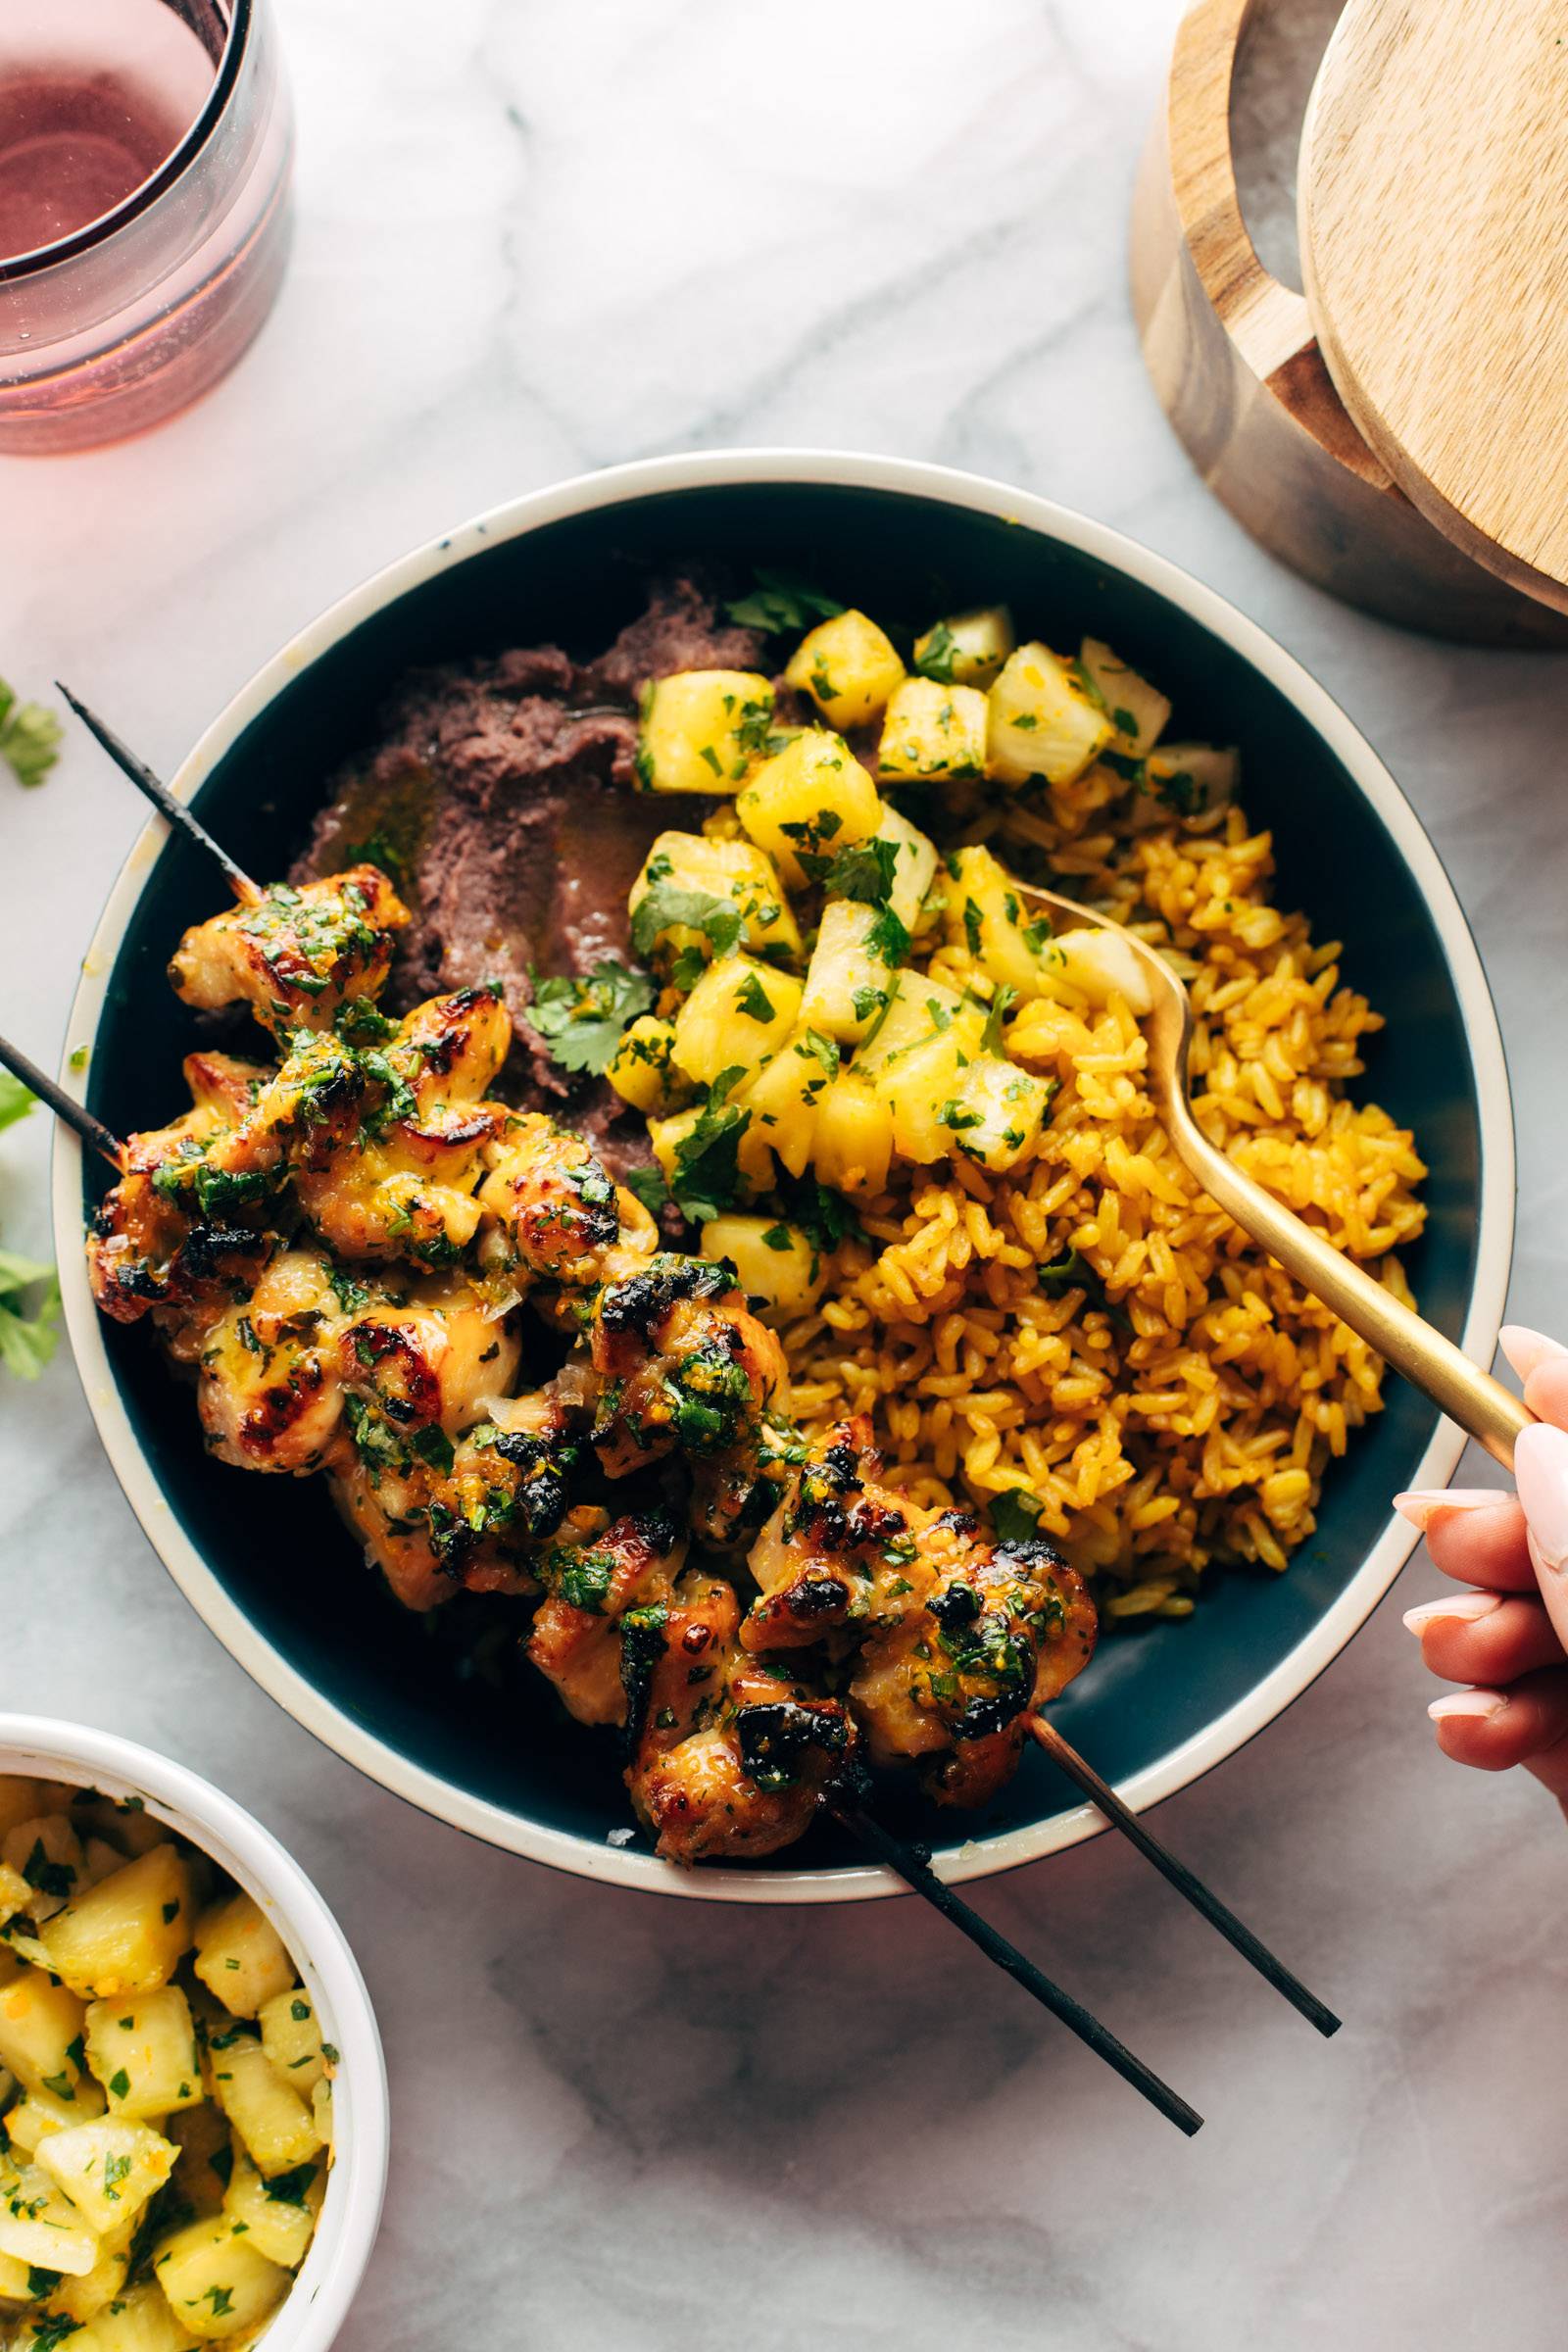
[1008,878,1529,1473]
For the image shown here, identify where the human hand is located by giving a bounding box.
[1396,1327,1568,1808]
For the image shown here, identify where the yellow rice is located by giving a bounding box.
[778,770,1428,1619]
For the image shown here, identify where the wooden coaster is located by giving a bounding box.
[1300,0,1568,615]
[1132,0,1568,645]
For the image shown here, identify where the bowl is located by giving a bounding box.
[0,1714,388,2348]
[52,450,1515,1900]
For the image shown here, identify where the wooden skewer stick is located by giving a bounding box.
[0,1033,122,1168]
[833,1799,1202,2135]
[1029,1717,1341,2038]
[56,684,259,906]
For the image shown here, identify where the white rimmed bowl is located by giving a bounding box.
[50,449,1515,1902]
[0,1716,387,2347]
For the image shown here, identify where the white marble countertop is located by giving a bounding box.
[3,3,1565,2345]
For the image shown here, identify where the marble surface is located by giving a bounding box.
[3,3,1566,2345]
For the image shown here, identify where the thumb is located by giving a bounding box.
[1500,1325,1568,1431]
[1513,1424,1568,1659]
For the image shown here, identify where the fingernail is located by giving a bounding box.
[1500,1325,1568,1383]
[1402,1592,1502,1632]
[1394,1488,1508,1531]
[1515,1422,1568,1580]
[1428,1690,1506,1722]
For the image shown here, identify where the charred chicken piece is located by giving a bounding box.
[744,1418,1097,1809]
[86,1051,277,1333]
[625,1574,855,1865]
[526,1504,689,1727]
[295,986,511,1272]
[169,864,410,1037]
[197,1248,355,1474]
[590,1252,792,1546]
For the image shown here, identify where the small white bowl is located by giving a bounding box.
[0,1715,387,2352]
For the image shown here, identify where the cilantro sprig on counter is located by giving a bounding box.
[0,1078,60,1382]
[0,678,62,789]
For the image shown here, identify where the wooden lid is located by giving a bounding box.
[1300,0,1568,613]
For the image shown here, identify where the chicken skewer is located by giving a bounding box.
[44,1046,1201,2127]
[50,739,1338,2035]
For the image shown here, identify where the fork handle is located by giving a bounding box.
[1165,1102,1528,1473]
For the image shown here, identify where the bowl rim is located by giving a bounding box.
[51,446,1515,1904]
[0,1712,389,2350]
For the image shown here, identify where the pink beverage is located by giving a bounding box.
[0,0,293,455]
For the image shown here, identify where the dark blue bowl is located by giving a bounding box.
[55,454,1514,1899]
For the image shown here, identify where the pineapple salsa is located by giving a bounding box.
[0,1778,334,2349]
[537,592,1235,1320]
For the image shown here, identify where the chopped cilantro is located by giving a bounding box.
[734,972,775,1023]
[526,960,656,1077]
[821,837,899,905]
[109,2069,130,2099]
[990,1488,1046,1544]
[722,570,845,634]
[629,884,743,965]
[980,985,1018,1054]
[914,620,959,684]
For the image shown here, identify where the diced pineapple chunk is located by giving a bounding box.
[736,730,881,890]
[874,803,939,931]
[1052,926,1154,1014]
[2,1816,87,1921]
[38,1847,191,2001]
[221,2142,323,2271]
[738,1030,838,1179]
[0,2246,34,2299]
[940,845,1061,999]
[0,1964,89,2097]
[700,1216,825,1323]
[940,1055,1055,1173]
[87,1986,203,2122]
[256,1986,326,2097]
[35,2120,176,2236]
[671,956,803,1087]
[207,2034,321,2179]
[912,604,1014,689]
[634,669,775,795]
[798,901,898,1047]
[874,1027,983,1164]
[987,641,1113,786]
[648,1100,773,1204]
[153,2215,289,2340]
[877,678,989,783]
[851,970,984,1080]
[5,2078,107,2151]
[1141,742,1238,819]
[628,832,801,969]
[191,1895,291,2024]
[1077,637,1171,755]
[810,1071,894,1195]
[64,2279,200,2350]
[310,2077,333,2153]
[0,2159,100,2275]
[606,1015,686,1115]
[784,611,905,729]
[44,2230,132,2325]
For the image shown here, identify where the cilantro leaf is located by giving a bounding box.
[1038,1248,1099,1298]
[723,570,845,635]
[990,1489,1046,1545]
[980,985,1018,1054]
[0,680,62,789]
[669,1084,751,1222]
[822,838,900,906]
[525,960,655,1077]
[914,620,960,685]
[625,1164,671,1218]
[629,885,743,965]
[0,1073,35,1132]
[0,1259,59,1383]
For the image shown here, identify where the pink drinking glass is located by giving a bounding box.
[0,0,293,455]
